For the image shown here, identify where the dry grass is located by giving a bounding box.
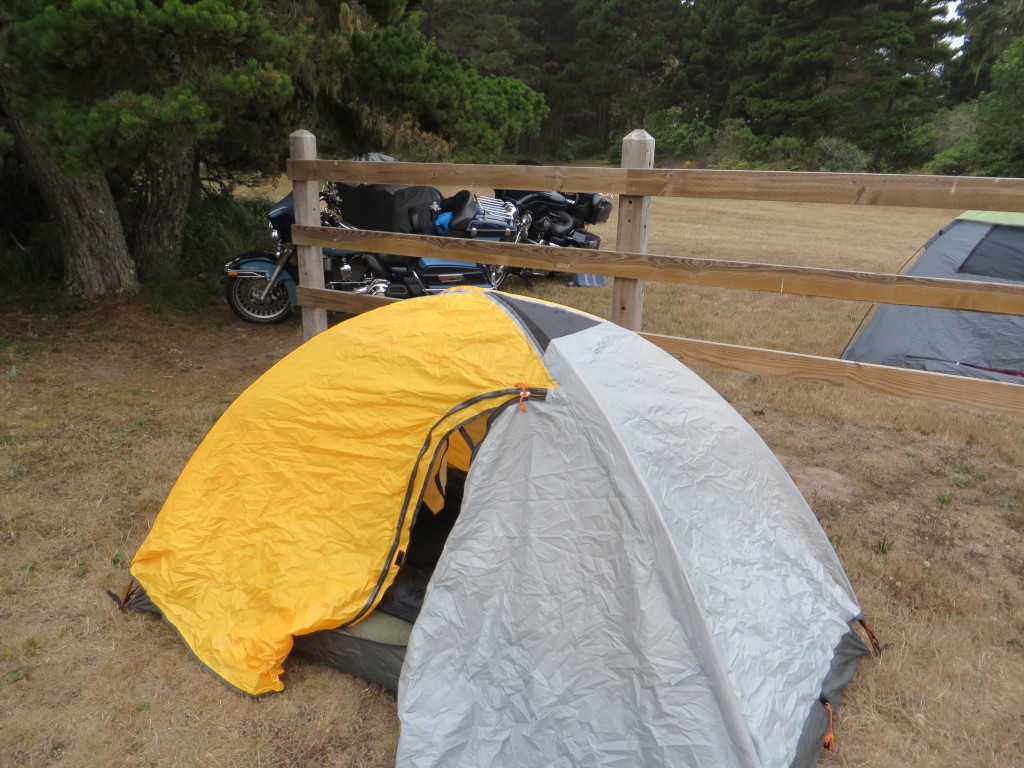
[1,197,1022,768]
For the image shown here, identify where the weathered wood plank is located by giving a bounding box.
[290,131,328,339]
[287,159,614,195]
[287,159,1024,211]
[613,130,655,331]
[644,334,1024,415]
[288,282,1024,415]
[292,226,1024,316]
[295,286,398,315]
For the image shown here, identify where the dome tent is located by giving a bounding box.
[842,210,1024,381]
[127,288,870,768]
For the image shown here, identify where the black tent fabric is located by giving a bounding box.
[842,212,1024,382]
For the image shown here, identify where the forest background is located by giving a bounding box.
[0,0,1023,304]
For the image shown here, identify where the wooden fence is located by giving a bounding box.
[284,129,1024,416]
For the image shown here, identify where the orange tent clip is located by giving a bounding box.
[514,383,532,412]
[822,699,836,752]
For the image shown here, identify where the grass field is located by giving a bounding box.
[1,196,1021,767]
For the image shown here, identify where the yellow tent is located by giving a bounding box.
[131,288,555,694]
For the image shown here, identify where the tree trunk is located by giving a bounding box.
[132,149,197,278]
[0,67,139,299]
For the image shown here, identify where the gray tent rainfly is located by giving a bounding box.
[124,289,874,768]
[843,211,1024,382]
[394,295,871,768]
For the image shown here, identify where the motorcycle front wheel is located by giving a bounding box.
[484,264,508,290]
[225,277,293,324]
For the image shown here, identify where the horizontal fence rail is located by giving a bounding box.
[287,159,1024,212]
[292,284,1024,416]
[293,225,1024,316]
[286,129,1024,415]
[645,334,1024,416]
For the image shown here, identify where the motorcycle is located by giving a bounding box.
[494,186,613,284]
[224,181,525,324]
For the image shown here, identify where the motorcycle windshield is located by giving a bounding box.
[267,193,295,242]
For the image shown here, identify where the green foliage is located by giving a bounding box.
[420,0,689,155]
[0,146,64,296]
[7,0,295,175]
[347,14,547,161]
[976,35,1024,176]
[361,0,407,24]
[924,36,1024,176]
[145,194,273,314]
[180,195,275,270]
[0,220,64,296]
[419,0,965,168]
[813,137,872,173]
[946,0,1024,103]
[563,0,685,131]
[411,1,1024,172]
[924,102,984,175]
[418,0,544,85]
[3,0,554,303]
[672,0,760,126]
[644,111,818,170]
[560,136,608,164]
[644,109,714,160]
[927,140,987,176]
[703,119,763,168]
[4,665,34,683]
[727,0,954,169]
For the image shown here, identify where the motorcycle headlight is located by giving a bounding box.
[269,225,281,243]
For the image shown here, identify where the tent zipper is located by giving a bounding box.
[343,387,546,627]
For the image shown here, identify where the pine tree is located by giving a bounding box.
[976,34,1024,175]
[1,0,547,298]
[721,0,956,167]
[3,0,296,283]
[946,0,1024,102]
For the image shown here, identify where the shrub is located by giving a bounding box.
[643,109,713,160]
[0,145,65,300]
[924,103,984,176]
[560,135,607,164]
[0,219,64,298]
[927,139,987,176]
[144,194,274,314]
[645,112,818,170]
[813,137,872,173]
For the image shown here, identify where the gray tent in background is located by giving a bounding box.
[842,211,1024,382]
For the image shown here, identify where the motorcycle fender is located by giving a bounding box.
[224,255,298,306]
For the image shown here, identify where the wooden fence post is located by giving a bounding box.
[291,130,329,339]
[612,129,655,331]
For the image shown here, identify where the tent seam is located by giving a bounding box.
[546,331,764,767]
